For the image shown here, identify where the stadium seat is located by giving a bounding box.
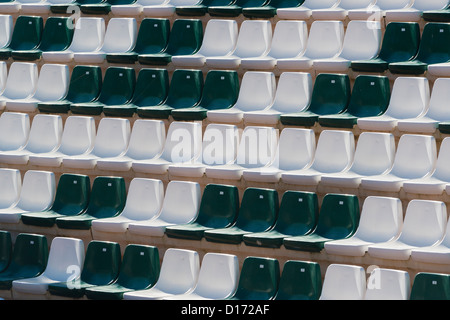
[281,130,355,186]
[243,72,312,126]
[132,121,202,175]
[389,23,450,75]
[0,15,12,51]
[38,65,102,114]
[241,0,305,18]
[42,17,105,63]
[85,244,160,300]
[62,118,130,170]
[142,0,200,16]
[324,196,403,257]
[136,69,203,119]
[48,240,121,299]
[240,21,307,71]
[175,0,234,16]
[55,176,126,230]
[351,0,415,20]
[320,132,396,189]
[207,72,276,124]
[0,62,38,110]
[283,193,360,252]
[276,0,338,20]
[0,112,30,154]
[20,174,90,228]
[368,200,447,260]
[91,178,164,234]
[243,128,315,183]
[0,61,6,93]
[365,268,410,300]
[96,120,165,172]
[165,184,239,241]
[313,21,381,73]
[0,230,11,273]
[386,0,450,22]
[0,233,48,290]
[5,64,69,113]
[274,260,322,300]
[360,134,437,192]
[205,126,278,181]
[276,20,344,71]
[0,0,21,12]
[228,256,279,300]
[127,180,201,237]
[280,73,350,127]
[171,19,238,68]
[243,191,318,248]
[12,237,84,297]
[207,0,268,17]
[79,0,112,14]
[205,20,272,69]
[203,188,279,245]
[319,264,366,300]
[410,272,450,300]
[48,0,87,14]
[171,70,239,121]
[423,3,450,22]
[0,114,62,165]
[70,67,135,116]
[108,0,161,16]
[311,0,375,20]
[357,77,430,132]
[123,248,199,300]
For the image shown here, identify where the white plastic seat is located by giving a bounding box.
[281,130,355,186]
[277,0,339,20]
[365,268,410,300]
[205,20,272,70]
[411,217,450,264]
[62,117,130,170]
[243,128,315,183]
[132,121,202,175]
[12,237,84,296]
[0,114,62,165]
[73,18,137,64]
[0,61,6,94]
[28,116,95,168]
[168,124,239,178]
[0,112,30,152]
[5,64,69,113]
[171,19,238,68]
[313,21,381,73]
[91,178,164,234]
[0,15,12,50]
[164,253,239,300]
[325,196,403,257]
[360,134,437,192]
[348,0,414,20]
[0,0,20,12]
[18,0,54,13]
[357,77,430,132]
[320,132,396,189]
[319,264,366,300]
[0,62,38,110]
[243,72,312,125]
[127,180,201,237]
[312,0,376,20]
[111,0,164,16]
[277,21,344,71]
[142,0,199,16]
[0,170,55,224]
[96,119,165,172]
[0,168,21,210]
[42,17,105,63]
[207,71,276,124]
[205,126,279,181]
[385,0,449,22]
[240,20,308,71]
[123,248,200,300]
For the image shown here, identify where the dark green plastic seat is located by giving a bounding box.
[176,0,234,16]
[208,0,268,16]
[0,234,48,290]
[280,74,351,127]
[283,194,360,252]
[138,19,202,65]
[165,184,239,240]
[410,272,450,300]
[229,256,280,300]
[242,0,304,18]
[0,231,11,273]
[204,188,279,245]
[70,67,136,116]
[423,5,450,22]
[351,22,420,73]
[136,69,203,119]
[171,70,239,121]
[11,17,73,61]
[243,191,318,249]
[389,23,450,75]
[55,176,126,230]
[20,174,90,228]
[275,260,322,300]
[318,75,391,129]
[0,16,43,60]
[439,121,450,134]
[85,244,160,300]
[38,65,102,114]
[79,0,112,14]
[107,18,170,64]
[48,241,121,298]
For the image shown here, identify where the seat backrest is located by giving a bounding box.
[201,124,240,166]
[125,119,166,160]
[375,0,413,10]
[50,173,90,217]
[410,272,450,300]
[229,0,267,8]
[34,64,70,102]
[304,21,344,59]
[365,268,410,300]
[320,264,366,300]
[307,73,351,115]
[0,112,30,152]
[268,21,308,59]
[131,68,169,107]
[432,137,450,182]
[9,233,48,276]
[233,71,276,113]
[340,20,381,61]
[17,170,56,212]
[0,61,6,94]
[68,18,105,52]
[232,20,272,59]
[337,0,374,9]
[8,16,43,51]
[161,121,202,163]
[411,0,450,11]
[0,230,11,272]
[378,22,420,64]
[197,19,238,57]
[0,168,21,209]
[65,65,102,104]
[164,69,203,110]
[133,18,170,55]
[2,62,38,100]
[58,116,96,156]
[0,14,13,49]
[415,23,450,64]
[97,67,135,106]
[275,128,315,171]
[101,18,137,54]
[81,241,121,286]
[165,19,203,56]
[92,118,131,158]
[43,237,84,281]
[85,176,126,219]
[25,114,63,154]
[424,78,450,121]
[301,0,337,9]
[197,70,239,112]
[270,72,312,114]
[39,17,74,52]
